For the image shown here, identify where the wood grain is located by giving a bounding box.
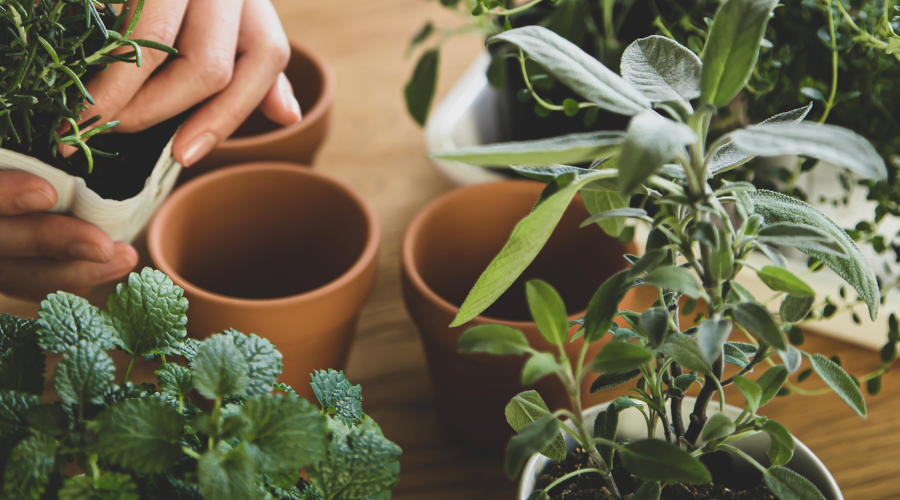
[1,1,897,498]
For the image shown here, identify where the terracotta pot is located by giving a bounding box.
[148,163,379,401]
[401,180,638,453]
[180,40,336,183]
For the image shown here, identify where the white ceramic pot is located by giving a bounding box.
[517,397,843,500]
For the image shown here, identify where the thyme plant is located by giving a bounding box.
[440,0,886,497]
[0,0,174,172]
[0,268,402,500]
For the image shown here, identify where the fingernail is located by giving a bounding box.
[68,242,111,262]
[280,76,302,123]
[96,244,138,280]
[181,133,217,167]
[15,189,55,212]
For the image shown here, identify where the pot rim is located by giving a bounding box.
[214,39,336,150]
[401,180,634,329]
[147,162,380,307]
[517,397,843,500]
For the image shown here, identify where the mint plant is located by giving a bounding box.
[439,0,887,497]
[0,268,402,500]
[0,0,174,172]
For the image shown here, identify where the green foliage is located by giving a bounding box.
[430,131,624,167]
[0,270,401,500]
[505,391,566,461]
[404,48,439,126]
[458,325,530,356]
[0,315,45,395]
[525,280,569,346]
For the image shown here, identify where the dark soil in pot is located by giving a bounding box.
[6,110,189,201]
[536,449,777,500]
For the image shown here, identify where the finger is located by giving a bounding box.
[259,72,302,126]
[0,171,58,216]
[114,0,243,133]
[174,0,291,166]
[0,243,138,302]
[61,0,189,155]
[0,214,115,262]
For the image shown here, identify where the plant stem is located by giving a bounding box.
[122,355,136,384]
[684,355,724,445]
[819,0,839,123]
[543,468,607,493]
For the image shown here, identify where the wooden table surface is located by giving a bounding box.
[2,1,899,498]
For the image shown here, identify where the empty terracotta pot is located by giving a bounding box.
[148,163,379,401]
[180,40,336,183]
[401,180,638,453]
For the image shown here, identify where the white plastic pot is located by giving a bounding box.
[517,397,843,500]
[0,137,181,243]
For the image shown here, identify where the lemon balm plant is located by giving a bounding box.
[0,268,402,500]
[442,0,887,498]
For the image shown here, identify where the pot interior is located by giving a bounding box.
[230,46,324,139]
[157,167,369,299]
[411,181,631,322]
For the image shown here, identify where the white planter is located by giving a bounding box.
[0,136,181,244]
[518,398,843,500]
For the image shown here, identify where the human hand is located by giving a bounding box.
[63,0,301,166]
[0,171,138,301]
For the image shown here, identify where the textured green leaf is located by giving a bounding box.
[488,26,650,115]
[700,412,736,442]
[632,481,662,500]
[2,433,58,499]
[0,314,45,395]
[764,466,826,500]
[700,0,778,107]
[156,364,193,399]
[179,338,201,362]
[458,325,530,356]
[620,35,702,101]
[198,443,258,500]
[762,420,794,467]
[590,370,641,393]
[809,354,867,417]
[104,268,188,358]
[310,369,365,427]
[732,123,887,181]
[58,472,139,500]
[307,418,402,500]
[192,334,249,399]
[243,394,329,472]
[53,340,115,407]
[758,365,789,407]
[618,112,696,193]
[521,352,563,386]
[733,375,763,414]
[593,342,653,373]
[225,329,283,397]
[709,104,812,174]
[731,302,788,351]
[431,131,624,167]
[750,190,879,320]
[643,266,703,299]
[582,181,631,238]
[660,334,713,376]
[37,292,118,354]
[724,342,751,368]
[781,295,815,323]
[526,280,569,346]
[90,397,183,473]
[781,346,802,374]
[503,415,561,479]
[639,307,669,348]
[620,439,711,483]
[504,391,566,461]
[0,391,41,444]
[404,48,439,126]
[594,396,641,467]
[757,266,814,297]
[451,169,618,326]
[584,270,633,343]
[697,319,732,366]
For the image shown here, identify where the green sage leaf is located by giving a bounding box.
[583,270,633,342]
[458,324,530,356]
[731,302,787,351]
[431,131,624,167]
[700,412,736,442]
[660,333,713,376]
[809,353,866,417]
[758,365,789,407]
[764,466,826,500]
[618,112,696,193]
[593,342,653,373]
[620,35,702,102]
[762,420,794,467]
[733,375,762,414]
[522,352,563,385]
[526,280,569,346]
[643,266,703,299]
[781,295,815,323]
[620,439,712,483]
[505,391,566,461]
[591,370,641,393]
[697,319,732,367]
[504,415,562,479]
[757,266,814,297]
[404,48,439,126]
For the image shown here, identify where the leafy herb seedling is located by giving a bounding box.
[444,0,884,498]
[0,0,175,172]
[0,268,402,500]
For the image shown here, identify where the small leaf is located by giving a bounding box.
[781,295,814,323]
[809,353,867,417]
[458,324,530,355]
[582,176,632,237]
[59,472,140,500]
[505,391,567,461]
[243,394,329,472]
[659,334,713,375]
[618,112,696,193]
[2,433,58,499]
[632,481,662,500]
[709,104,812,174]
[765,466,826,500]
[404,48,439,126]
[54,340,115,408]
[90,397,183,474]
[526,280,569,346]
[723,342,751,368]
[593,342,653,373]
[522,352,563,385]
[37,292,118,354]
[758,365,789,406]
[620,439,712,483]
[0,315,45,395]
[310,369,364,427]
[224,329,283,396]
[504,415,562,479]
[639,307,669,347]
[192,334,250,399]
[757,266,814,297]
[198,444,258,500]
[701,412,736,442]
[762,420,794,467]
[731,302,788,350]
[591,370,641,393]
[643,266,703,299]
[156,364,193,399]
[621,35,702,102]
[697,319,732,366]
[584,270,633,342]
[431,131,624,167]
[593,396,640,467]
[781,346,802,374]
[733,375,762,414]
